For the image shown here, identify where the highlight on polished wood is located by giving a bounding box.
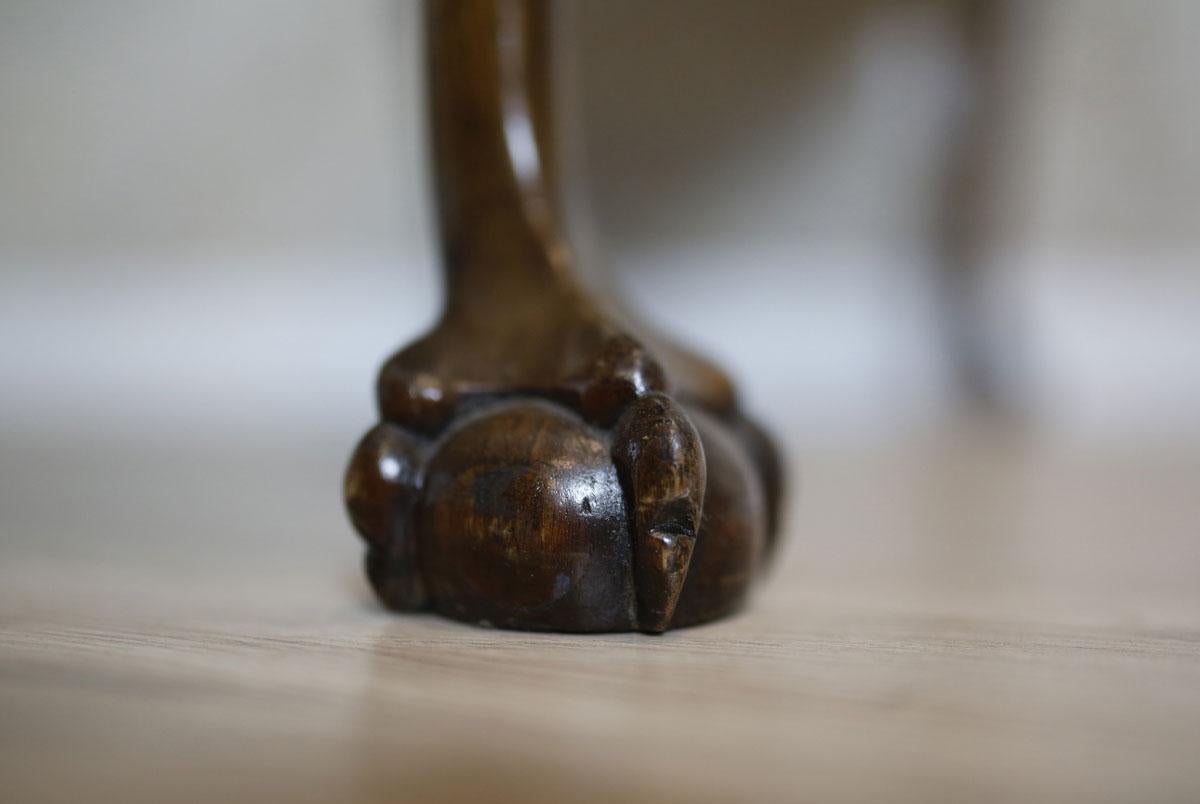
[343,0,782,633]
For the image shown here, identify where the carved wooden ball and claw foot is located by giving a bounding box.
[344,0,782,633]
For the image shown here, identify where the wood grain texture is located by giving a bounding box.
[3,427,1199,802]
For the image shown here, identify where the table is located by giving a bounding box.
[3,425,1199,802]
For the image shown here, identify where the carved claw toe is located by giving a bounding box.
[612,392,706,632]
[345,423,428,610]
[636,529,696,633]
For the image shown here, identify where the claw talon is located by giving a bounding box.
[345,423,427,610]
[612,393,706,633]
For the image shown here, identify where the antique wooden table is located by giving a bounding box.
[4,0,1198,800]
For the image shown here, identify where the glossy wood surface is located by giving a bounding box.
[5,427,1200,802]
[345,0,781,632]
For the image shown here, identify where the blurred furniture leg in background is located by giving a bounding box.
[344,0,782,633]
[937,0,1015,412]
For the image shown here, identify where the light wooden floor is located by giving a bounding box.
[3,425,1199,802]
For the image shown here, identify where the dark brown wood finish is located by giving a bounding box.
[345,0,783,633]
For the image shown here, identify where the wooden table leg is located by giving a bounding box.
[344,0,782,633]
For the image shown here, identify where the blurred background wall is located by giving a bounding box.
[2,0,1197,452]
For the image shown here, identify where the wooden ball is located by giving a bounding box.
[418,400,636,632]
